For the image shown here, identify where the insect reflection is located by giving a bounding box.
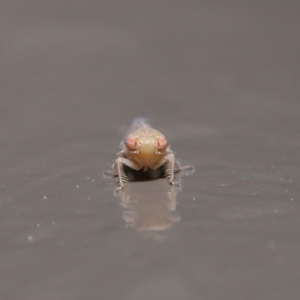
[116,170,192,232]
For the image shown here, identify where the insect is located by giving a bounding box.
[110,118,192,191]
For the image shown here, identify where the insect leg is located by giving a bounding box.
[163,153,180,186]
[114,157,142,190]
[174,160,195,174]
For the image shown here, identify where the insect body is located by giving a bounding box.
[113,118,187,190]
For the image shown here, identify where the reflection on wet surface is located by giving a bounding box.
[108,169,193,232]
[121,181,181,231]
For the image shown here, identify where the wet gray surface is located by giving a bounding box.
[1,1,300,299]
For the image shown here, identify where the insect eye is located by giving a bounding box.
[156,137,167,149]
[126,137,138,150]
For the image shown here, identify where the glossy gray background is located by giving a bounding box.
[1,1,300,299]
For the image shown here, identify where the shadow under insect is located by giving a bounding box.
[121,164,169,183]
[104,162,194,190]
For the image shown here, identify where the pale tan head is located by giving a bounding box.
[124,128,168,167]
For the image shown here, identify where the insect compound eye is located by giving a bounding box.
[156,137,167,149]
[126,137,138,150]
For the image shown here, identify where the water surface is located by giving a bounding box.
[1,2,300,299]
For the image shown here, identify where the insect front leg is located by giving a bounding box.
[114,157,142,191]
[163,152,179,186]
[152,152,179,186]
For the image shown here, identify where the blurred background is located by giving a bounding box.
[1,1,300,299]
